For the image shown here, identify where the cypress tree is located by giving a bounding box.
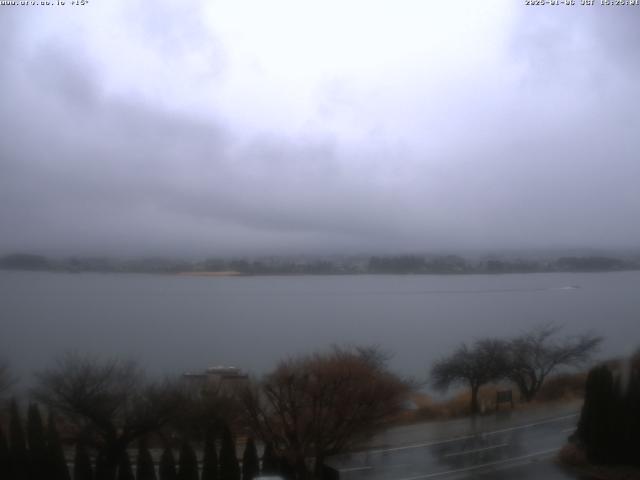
[608,376,626,464]
[118,450,136,480]
[219,425,239,480]
[95,450,109,480]
[631,368,640,466]
[619,359,640,466]
[46,412,71,480]
[117,451,134,480]
[201,428,218,480]
[629,367,640,466]
[159,447,177,480]
[136,438,157,480]
[577,366,598,448]
[260,443,278,476]
[241,438,258,480]
[279,457,294,480]
[0,424,12,480]
[27,403,48,480]
[177,440,198,480]
[73,443,94,480]
[576,360,640,466]
[9,399,28,480]
[594,365,615,464]
[577,365,615,464]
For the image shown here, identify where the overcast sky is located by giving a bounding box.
[1,1,639,257]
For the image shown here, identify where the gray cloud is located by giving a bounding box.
[1,3,639,257]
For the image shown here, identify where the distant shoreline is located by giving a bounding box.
[2,252,639,277]
[2,268,640,278]
[176,271,242,277]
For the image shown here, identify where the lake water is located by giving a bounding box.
[1,270,639,384]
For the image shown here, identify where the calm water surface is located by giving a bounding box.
[1,270,639,382]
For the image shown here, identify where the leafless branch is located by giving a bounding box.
[239,345,410,479]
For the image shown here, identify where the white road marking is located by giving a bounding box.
[340,465,373,473]
[443,442,509,458]
[341,462,412,473]
[393,448,558,480]
[360,413,578,455]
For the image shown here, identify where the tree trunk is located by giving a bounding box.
[470,385,480,415]
[514,377,534,403]
[523,389,535,402]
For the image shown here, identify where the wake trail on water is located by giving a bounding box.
[345,285,582,296]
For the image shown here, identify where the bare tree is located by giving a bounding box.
[431,339,509,415]
[239,346,410,479]
[168,378,242,440]
[507,323,602,402]
[33,353,182,480]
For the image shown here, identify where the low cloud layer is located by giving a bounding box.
[1,2,639,256]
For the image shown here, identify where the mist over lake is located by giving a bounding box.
[2,270,638,384]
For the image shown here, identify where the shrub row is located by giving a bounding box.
[0,402,290,480]
[575,354,640,466]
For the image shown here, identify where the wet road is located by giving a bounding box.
[327,414,583,479]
